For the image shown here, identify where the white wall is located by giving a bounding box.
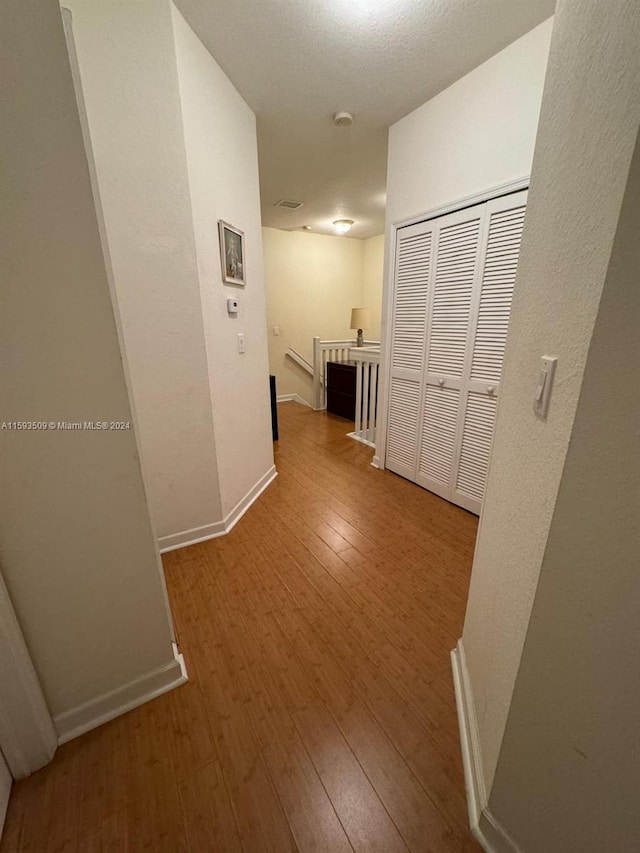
[172,6,274,518]
[66,0,223,541]
[386,18,553,227]
[491,127,640,852]
[362,235,385,341]
[263,229,384,405]
[461,0,640,798]
[67,0,276,543]
[0,0,176,722]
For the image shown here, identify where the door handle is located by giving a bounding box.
[487,385,496,395]
[438,378,445,386]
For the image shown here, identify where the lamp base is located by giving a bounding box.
[356,329,364,347]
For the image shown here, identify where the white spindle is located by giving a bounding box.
[312,336,322,410]
[323,350,329,407]
[362,362,370,441]
[375,365,380,443]
[368,364,378,445]
[354,361,362,437]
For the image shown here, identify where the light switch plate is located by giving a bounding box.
[237,333,246,354]
[534,355,557,418]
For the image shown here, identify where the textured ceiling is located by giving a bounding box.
[174,0,555,238]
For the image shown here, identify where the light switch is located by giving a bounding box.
[273,326,280,336]
[534,356,557,418]
[237,333,246,354]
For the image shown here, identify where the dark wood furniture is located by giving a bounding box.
[269,375,279,440]
[326,360,357,420]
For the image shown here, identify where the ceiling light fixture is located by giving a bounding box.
[333,219,354,234]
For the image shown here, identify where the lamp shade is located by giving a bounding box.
[350,307,371,330]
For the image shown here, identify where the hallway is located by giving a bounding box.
[1,403,480,852]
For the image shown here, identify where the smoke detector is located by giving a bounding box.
[333,111,354,127]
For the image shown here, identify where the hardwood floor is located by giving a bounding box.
[1,402,480,852]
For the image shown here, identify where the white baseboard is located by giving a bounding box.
[451,640,521,853]
[54,642,187,745]
[371,455,382,469]
[158,465,278,553]
[158,519,226,552]
[224,465,278,536]
[276,393,312,408]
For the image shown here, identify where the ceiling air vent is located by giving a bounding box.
[274,199,304,210]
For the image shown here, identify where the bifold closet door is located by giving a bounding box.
[451,191,527,512]
[386,189,528,514]
[385,222,434,480]
[414,205,486,502]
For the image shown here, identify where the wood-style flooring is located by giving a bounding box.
[1,402,480,852]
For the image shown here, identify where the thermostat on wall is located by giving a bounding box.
[227,297,239,315]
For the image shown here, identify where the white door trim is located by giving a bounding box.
[0,753,10,840]
[375,177,529,473]
[0,571,57,780]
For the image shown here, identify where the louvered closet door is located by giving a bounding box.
[415,206,485,501]
[451,190,528,513]
[385,222,434,480]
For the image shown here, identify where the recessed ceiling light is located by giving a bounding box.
[333,219,354,234]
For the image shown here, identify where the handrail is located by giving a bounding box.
[318,339,379,348]
[348,346,381,364]
[286,347,314,376]
[317,339,355,347]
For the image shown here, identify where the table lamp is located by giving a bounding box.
[350,308,371,347]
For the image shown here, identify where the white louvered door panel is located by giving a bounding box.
[452,190,528,512]
[470,193,527,384]
[416,385,460,499]
[426,215,481,379]
[417,206,484,498]
[391,230,433,372]
[453,391,498,510]
[386,378,421,474]
[386,223,434,479]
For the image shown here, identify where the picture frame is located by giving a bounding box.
[218,220,245,286]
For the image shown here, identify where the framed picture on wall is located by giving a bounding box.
[218,220,245,286]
